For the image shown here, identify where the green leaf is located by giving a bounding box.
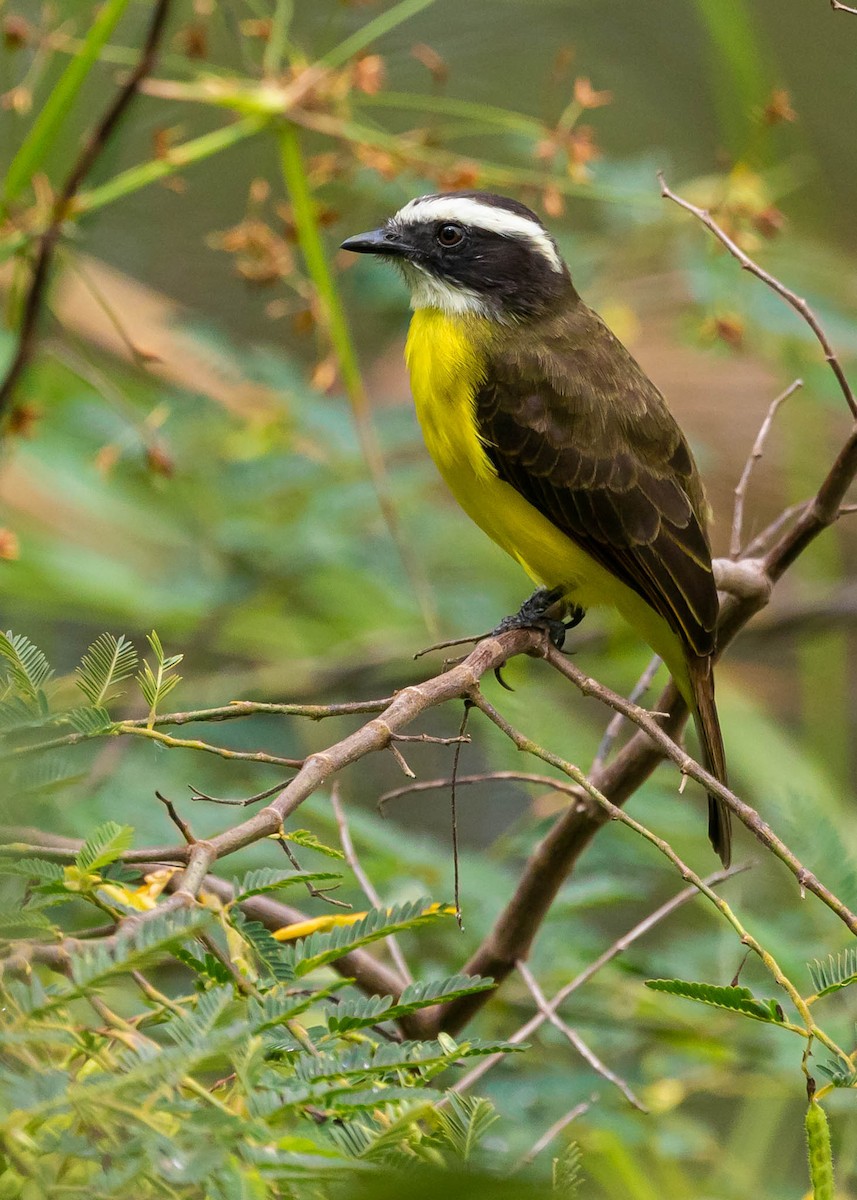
[60,706,115,735]
[250,981,344,1032]
[173,947,234,987]
[0,907,59,940]
[235,916,296,984]
[137,631,183,723]
[285,901,454,978]
[281,829,345,861]
[327,974,494,1033]
[0,631,53,704]
[76,633,139,707]
[808,948,857,998]
[645,978,785,1024]
[432,1095,498,1164]
[75,822,134,874]
[66,909,214,995]
[553,1142,584,1198]
[0,857,65,884]
[233,867,342,902]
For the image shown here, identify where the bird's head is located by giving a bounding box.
[341,191,575,321]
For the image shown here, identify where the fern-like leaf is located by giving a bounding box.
[76,634,138,707]
[66,909,212,995]
[75,822,135,874]
[646,978,785,1024]
[137,631,183,724]
[235,916,296,984]
[553,1142,584,1198]
[250,981,343,1032]
[432,1095,498,1163]
[60,706,115,735]
[280,829,344,860]
[0,857,65,884]
[327,974,493,1033]
[0,631,53,704]
[808,948,857,997]
[233,866,342,902]
[284,900,454,978]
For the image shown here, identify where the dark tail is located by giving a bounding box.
[686,655,731,867]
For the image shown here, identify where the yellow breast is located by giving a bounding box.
[404,308,495,485]
[402,307,691,699]
[404,307,584,589]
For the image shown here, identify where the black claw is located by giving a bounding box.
[564,604,586,630]
[494,665,515,691]
[489,588,587,675]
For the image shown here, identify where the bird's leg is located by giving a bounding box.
[491,588,587,689]
[492,586,571,646]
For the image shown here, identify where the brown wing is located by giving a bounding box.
[475,306,719,657]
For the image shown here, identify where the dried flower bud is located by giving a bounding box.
[146,443,175,477]
[354,54,385,95]
[542,184,564,218]
[0,528,20,560]
[410,42,448,85]
[752,205,786,239]
[2,15,30,49]
[7,403,39,437]
[573,76,613,109]
[763,88,796,124]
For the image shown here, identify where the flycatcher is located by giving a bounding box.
[342,191,730,865]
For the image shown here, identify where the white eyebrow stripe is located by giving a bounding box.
[395,195,564,273]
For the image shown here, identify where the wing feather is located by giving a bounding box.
[475,309,718,656]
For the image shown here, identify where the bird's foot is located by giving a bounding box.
[490,588,586,689]
[491,586,584,649]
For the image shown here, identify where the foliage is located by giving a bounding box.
[0,0,856,1197]
[0,881,526,1198]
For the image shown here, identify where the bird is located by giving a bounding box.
[342,191,730,866]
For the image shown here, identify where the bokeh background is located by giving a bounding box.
[1,1,857,1195]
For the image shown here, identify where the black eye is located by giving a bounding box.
[436,222,465,247]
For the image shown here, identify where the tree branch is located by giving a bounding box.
[658,171,857,419]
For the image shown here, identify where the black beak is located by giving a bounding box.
[340,228,411,257]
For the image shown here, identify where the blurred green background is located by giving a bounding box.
[1,0,856,1195]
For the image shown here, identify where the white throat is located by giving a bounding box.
[400,262,493,317]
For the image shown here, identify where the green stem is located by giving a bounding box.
[276,122,438,634]
[1,0,133,211]
[0,117,268,266]
[320,0,438,70]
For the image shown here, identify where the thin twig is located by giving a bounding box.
[388,742,415,778]
[515,1098,594,1170]
[119,724,303,770]
[189,781,290,808]
[831,0,857,12]
[276,835,351,909]
[0,0,174,426]
[452,867,746,1095]
[540,643,857,935]
[591,654,662,774]
[379,770,576,810]
[331,784,413,983]
[414,634,483,659]
[155,791,196,845]
[449,703,472,930]
[391,732,471,745]
[658,172,857,418]
[731,380,803,557]
[517,959,646,1110]
[468,690,849,1068]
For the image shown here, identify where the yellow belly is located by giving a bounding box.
[404,308,690,690]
